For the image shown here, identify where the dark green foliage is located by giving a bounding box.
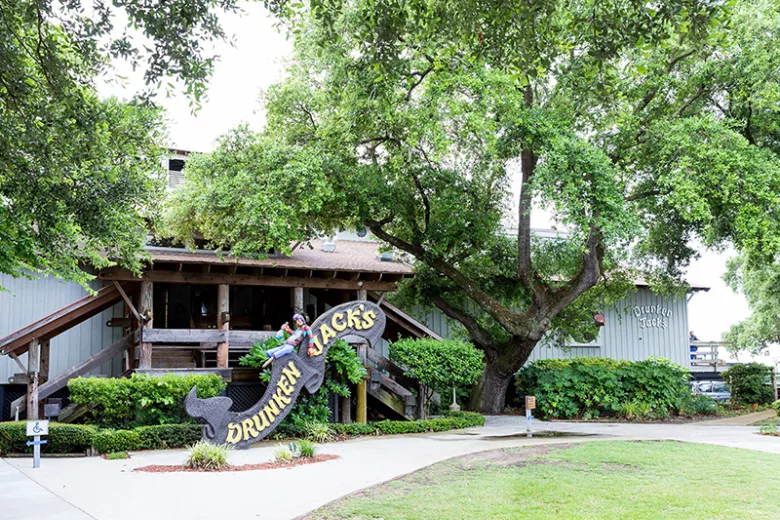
[329,412,484,437]
[329,423,378,437]
[134,424,203,450]
[723,363,775,406]
[92,430,142,454]
[241,338,366,428]
[68,374,225,428]
[0,422,96,455]
[516,357,691,419]
[677,394,717,417]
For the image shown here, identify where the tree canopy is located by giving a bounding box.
[0,1,240,286]
[167,0,780,412]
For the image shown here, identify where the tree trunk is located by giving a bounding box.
[471,338,537,414]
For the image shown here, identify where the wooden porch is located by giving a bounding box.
[0,243,436,422]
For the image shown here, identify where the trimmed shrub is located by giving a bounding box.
[329,423,378,436]
[773,400,780,417]
[68,373,226,428]
[92,429,142,454]
[516,357,690,419]
[135,424,203,450]
[0,422,96,455]
[723,363,775,406]
[328,412,484,438]
[185,440,231,470]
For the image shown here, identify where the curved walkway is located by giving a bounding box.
[2,416,778,520]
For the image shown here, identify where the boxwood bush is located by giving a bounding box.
[68,373,225,428]
[515,357,690,419]
[329,411,484,437]
[0,422,96,455]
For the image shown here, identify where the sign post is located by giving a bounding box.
[525,396,536,437]
[26,420,48,468]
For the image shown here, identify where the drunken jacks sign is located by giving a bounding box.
[184,301,386,449]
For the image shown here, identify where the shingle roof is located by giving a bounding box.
[146,239,413,275]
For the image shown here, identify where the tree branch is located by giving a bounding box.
[675,84,705,118]
[430,295,495,349]
[366,220,523,333]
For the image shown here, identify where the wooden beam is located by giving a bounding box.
[138,281,153,369]
[0,283,124,355]
[112,281,142,323]
[98,268,401,291]
[8,351,26,373]
[141,328,276,347]
[216,284,230,368]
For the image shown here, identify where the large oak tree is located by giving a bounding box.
[168,0,780,412]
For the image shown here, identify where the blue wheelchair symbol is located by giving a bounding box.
[32,421,43,434]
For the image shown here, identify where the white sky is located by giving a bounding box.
[97,3,755,348]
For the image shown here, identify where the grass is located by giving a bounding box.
[306,441,780,520]
[184,440,231,470]
[751,416,780,427]
[105,451,129,460]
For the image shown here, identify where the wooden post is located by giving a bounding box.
[27,340,40,420]
[294,287,304,315]
[356,289,368,424]
[39,340,50,385]
[217,284,230,368]
[341,395,351,423]
[357,289,367,301]
[356,343,367,424]
[138,281,153,369]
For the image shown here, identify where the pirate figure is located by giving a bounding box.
[263,313,314,367]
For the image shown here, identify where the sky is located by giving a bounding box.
[98,4,761,356]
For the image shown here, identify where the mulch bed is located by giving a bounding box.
[134,454,340,473]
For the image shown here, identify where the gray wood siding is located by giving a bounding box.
[414,288,691,367]
[0,274,123,382]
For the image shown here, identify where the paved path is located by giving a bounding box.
[2,416,779,520]
[695,408,775,425]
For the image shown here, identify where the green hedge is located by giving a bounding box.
[68,373,226,428]
[329,411,485,437]
[0,422,96,455]
[773,400,780,417]
[515,357,691,419]
[135,424,203,450]
[0,412,484,454]
[0,422,204,454]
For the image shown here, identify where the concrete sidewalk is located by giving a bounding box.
[2,416,778,520]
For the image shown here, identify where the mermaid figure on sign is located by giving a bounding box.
[262,313,314,367]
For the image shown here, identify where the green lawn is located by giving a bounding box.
[307,441,780,520]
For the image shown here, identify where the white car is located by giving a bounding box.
[690,380,731,403]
